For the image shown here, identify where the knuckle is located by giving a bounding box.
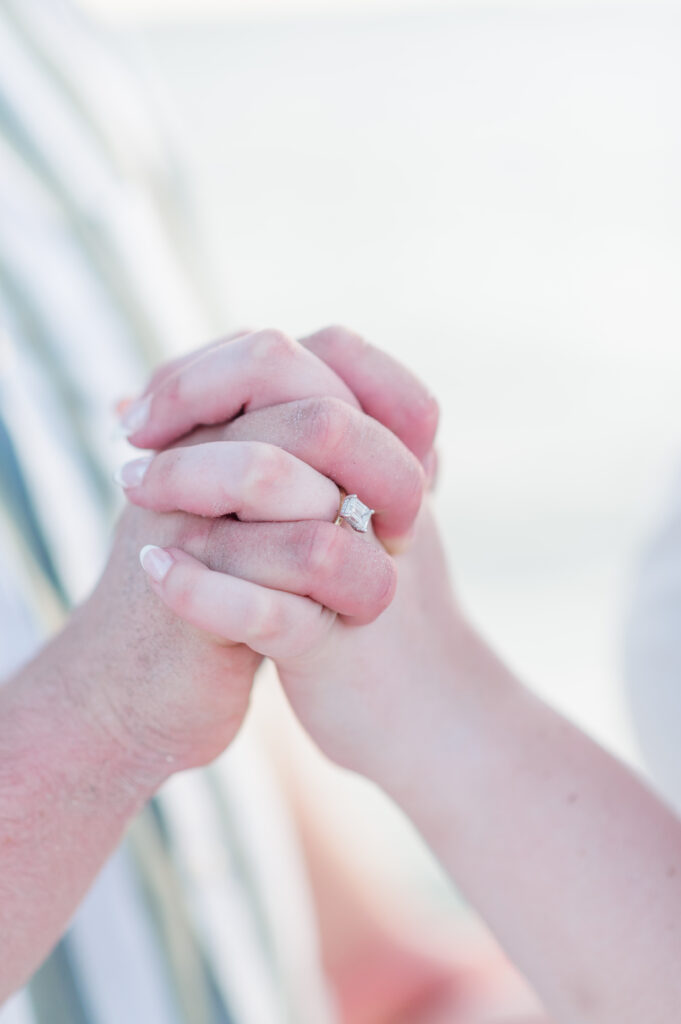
[239,443,284,503]
[160,367,186,408]
[296,395,348,454]
[317,324,369,358]
[295,520,344,578]
[249,327,297,364]
[165,570,196,618]
[245,590,284,646]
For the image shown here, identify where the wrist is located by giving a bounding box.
[0,604,172,997]
[373,617,523,832]
[10,606,174,813]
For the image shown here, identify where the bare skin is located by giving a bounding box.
[126,326,681,1024]
[270,695,550,1023]
[0,327,436,1008]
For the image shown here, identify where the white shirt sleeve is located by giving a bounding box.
[624,464,681,815]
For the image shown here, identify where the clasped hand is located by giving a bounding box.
[97,325,459,789]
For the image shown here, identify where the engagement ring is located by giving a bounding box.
[334,493,374,533]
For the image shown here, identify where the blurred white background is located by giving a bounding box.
[83,0,681,768]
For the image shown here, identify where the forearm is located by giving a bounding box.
[382,623,681,1024]
[0,608,165,1002]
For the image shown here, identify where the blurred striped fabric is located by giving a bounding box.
[0,1,335,1021]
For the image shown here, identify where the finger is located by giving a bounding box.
[115,331,255,420]
[139,545,335,660]
[299,324,439,463]
[192,397,425,545]
[121,328,360,449]
[142,328,255,396]
[116,442,341,522]
[149,514,396,623]
[200,518,397,624]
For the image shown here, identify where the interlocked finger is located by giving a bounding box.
[122,327,360,449]
[117,441,342,523]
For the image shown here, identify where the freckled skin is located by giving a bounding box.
[0,326,433,1004]
[0,501,264,1000]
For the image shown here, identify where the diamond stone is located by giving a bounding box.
[339,494,374,532]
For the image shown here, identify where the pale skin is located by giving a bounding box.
[121,326,681,1023]
[2,324,679,1021]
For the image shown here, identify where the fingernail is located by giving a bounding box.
[139,545,174,583]
[114,455,152,489]
[118,394,152,437]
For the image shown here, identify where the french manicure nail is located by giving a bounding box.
[118,394,152,437]
[114,455,152,489]
[139,545,174,583]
